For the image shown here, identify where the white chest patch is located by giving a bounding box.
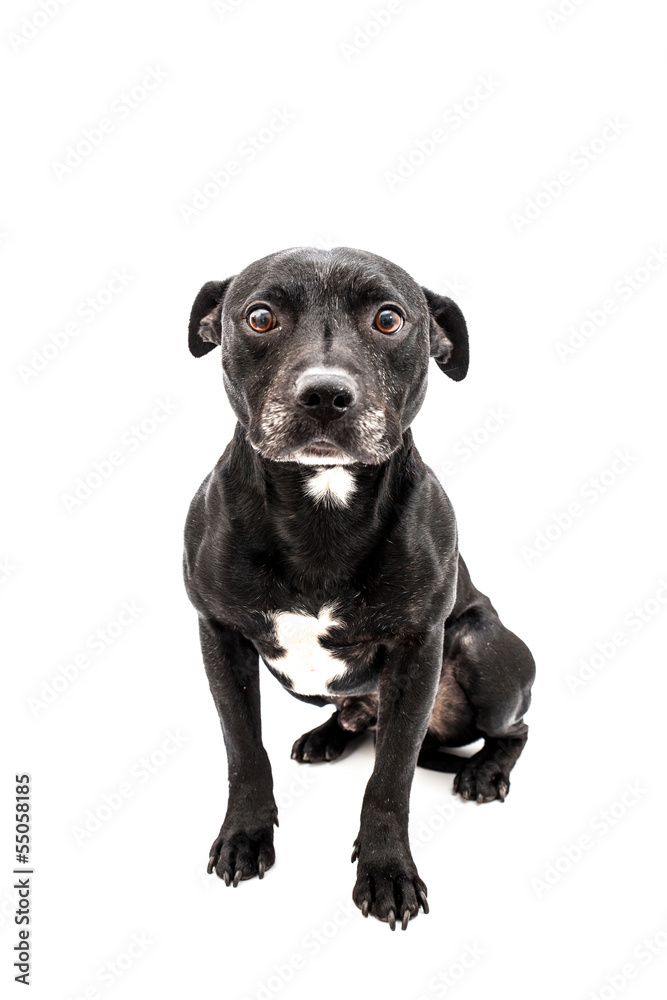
[264,605,348,696]
[304,466,355,507]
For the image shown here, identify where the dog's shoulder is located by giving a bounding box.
[183,440,281,628]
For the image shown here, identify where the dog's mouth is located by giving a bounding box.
[278,438,354,466]
[301,439,348,458]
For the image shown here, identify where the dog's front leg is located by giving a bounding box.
[352,628,444,929]
[199,618,278,885]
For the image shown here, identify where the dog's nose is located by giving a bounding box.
[295,372,357,424]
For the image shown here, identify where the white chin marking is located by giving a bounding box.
[304,466,356,507]
[264,606,347,697]
[289,450,353,466]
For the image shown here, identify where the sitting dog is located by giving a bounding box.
[183,247,535,930]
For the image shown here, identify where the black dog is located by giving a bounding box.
[183,247,535,930]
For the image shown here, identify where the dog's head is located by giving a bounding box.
[188,247,468,465]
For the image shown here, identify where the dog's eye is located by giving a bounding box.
[374,308,404,335]
[247,307,277,333]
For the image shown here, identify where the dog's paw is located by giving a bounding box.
[291,719,351,763]
[207,825,275,886]
[453,757,510,803]
[352,849,429,929]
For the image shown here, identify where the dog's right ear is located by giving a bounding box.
[188,278,235,357]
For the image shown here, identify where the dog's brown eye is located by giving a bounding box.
[247,307,276,333]
[374,308,404,334]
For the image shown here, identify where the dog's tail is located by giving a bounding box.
[417,746,470,773]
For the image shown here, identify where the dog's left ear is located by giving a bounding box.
[188,278,235,357]
[421,288,469,381]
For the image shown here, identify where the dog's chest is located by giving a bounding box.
[263,605,348,697]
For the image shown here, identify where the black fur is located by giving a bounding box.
[183,247,535,928]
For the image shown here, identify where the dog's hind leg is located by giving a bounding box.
[291,695,377,763]
[451,724,529,803]
[419,565,535,803]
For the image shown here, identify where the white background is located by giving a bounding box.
[2,1,666,998]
